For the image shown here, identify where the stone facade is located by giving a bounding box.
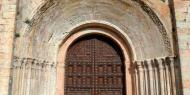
[174,0,190,94]
[0,0,16,95]
[0,0,189,95]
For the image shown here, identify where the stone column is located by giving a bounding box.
[144,60,151,95]
[157,58,165,95]
[12,57,22,95]
[134,61,141,95]
[133,57,177,95]
[11,57,57,95]
[166,57,176,95]
[25,58,33,95]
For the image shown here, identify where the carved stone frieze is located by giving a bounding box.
[23,0,172,59]
[132,0,172,53]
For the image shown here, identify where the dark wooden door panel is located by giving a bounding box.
[65,35,125,95]
[99,90,122,95]
[67,90,91,95]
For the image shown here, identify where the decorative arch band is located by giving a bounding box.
[28,0,172,54]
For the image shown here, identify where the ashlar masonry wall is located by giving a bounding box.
[0,0,16,95]
[174,0,190,95]
[0,0,190,95]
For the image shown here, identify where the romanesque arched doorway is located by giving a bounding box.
[64,35,126,95]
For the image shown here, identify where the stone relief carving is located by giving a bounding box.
[12,1,178,95]
[132,0,172,53]
[24,0,172,56]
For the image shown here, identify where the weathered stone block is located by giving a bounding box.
[2,0,16,5]
[2,11,15,19]
[177,21,190,28]
[175,2,189,13]
[0,31,14,67]
[184,89,190,95]
[177,28,190,35]
[188,6,190,14]
[0,77,10,95]
[176,12,188,21]
[0,25,4,32]
[0,68,10,77]
[0,4,2,12]
[4,23,15,32]
[180,49,190,57]
[186,13,190,22]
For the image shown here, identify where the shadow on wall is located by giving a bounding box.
[168,0,184,94]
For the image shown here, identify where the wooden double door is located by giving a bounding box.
[65,35,125,95]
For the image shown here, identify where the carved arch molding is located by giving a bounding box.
[12,0,180,95]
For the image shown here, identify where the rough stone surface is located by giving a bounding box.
[0,0,16,95]
[14,0,173,61]
[0,0,190,95]
[174,0,190,94]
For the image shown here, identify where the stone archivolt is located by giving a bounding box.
[133,0,172,53]
[15,0,173,61]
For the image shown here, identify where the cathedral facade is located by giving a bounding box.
[0,0,190,95]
